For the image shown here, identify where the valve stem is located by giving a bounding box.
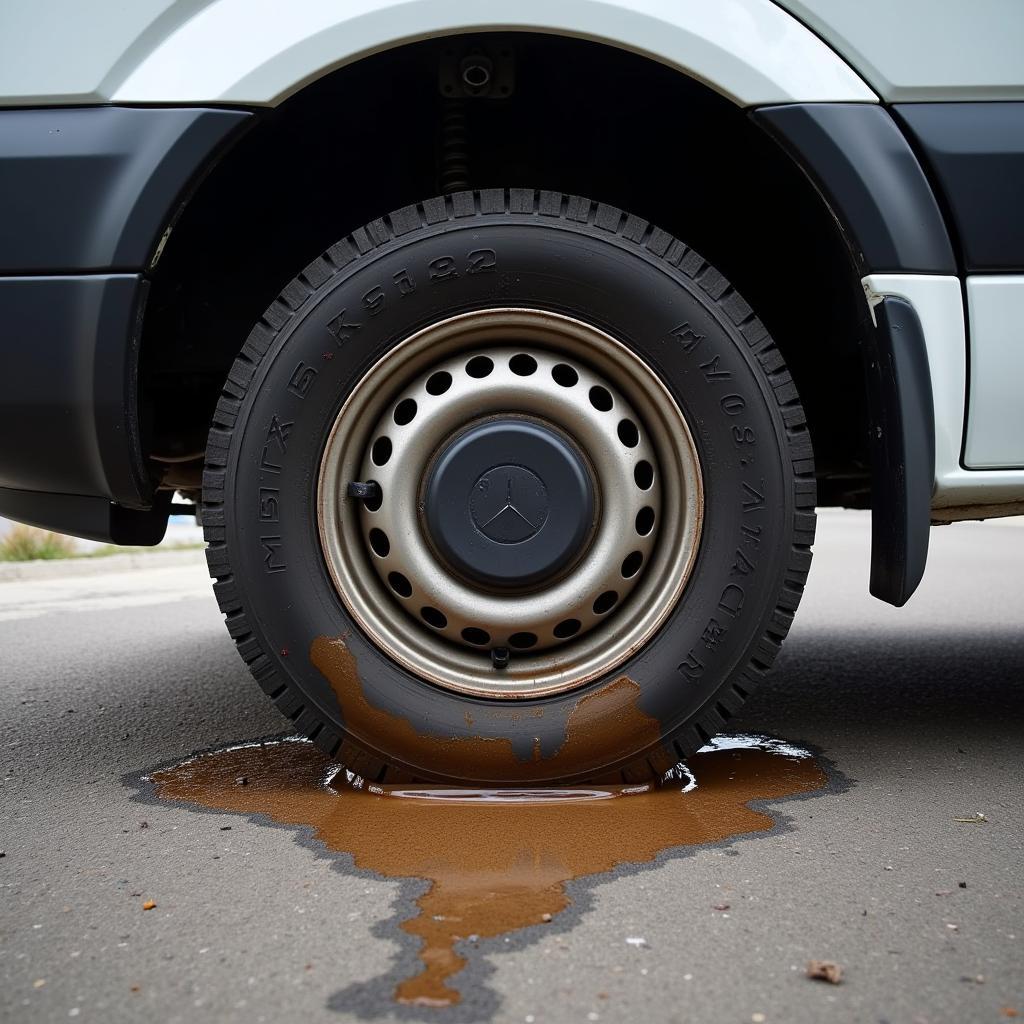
[347,481,382,502]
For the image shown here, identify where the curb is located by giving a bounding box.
[0,546,207,583]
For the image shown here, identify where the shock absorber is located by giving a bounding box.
[437,42,515,195]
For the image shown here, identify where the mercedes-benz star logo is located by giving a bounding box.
[470,465,550,544]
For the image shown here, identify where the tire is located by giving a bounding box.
[202,189,815,785]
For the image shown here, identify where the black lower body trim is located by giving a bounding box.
[0,273,153,509]
[864,297,935,606]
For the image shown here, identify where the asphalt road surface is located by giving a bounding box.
[1,512,1022,1024]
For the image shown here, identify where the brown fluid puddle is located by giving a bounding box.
[148,735,827,1008]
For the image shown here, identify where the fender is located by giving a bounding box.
[106,0,877,107]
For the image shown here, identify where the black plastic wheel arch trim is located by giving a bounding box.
[894,102,1024,273]
[751,104,956,275]
[0,487,171,546]
[0,106,251,274]
[863,297,935,607]
[0,274,152,510]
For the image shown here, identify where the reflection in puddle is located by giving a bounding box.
[148,735,827,1007]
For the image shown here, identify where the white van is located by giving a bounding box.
[1,0,1021,782]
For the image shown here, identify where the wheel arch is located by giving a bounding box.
[137,31,949,604]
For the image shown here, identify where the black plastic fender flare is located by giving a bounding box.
[752,103,947,604]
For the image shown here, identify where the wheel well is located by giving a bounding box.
[141,32,870,505]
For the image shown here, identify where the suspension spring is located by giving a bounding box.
[439,99,470,194]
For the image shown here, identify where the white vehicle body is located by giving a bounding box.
[0,0,1022,596]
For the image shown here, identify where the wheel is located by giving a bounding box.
[203,189,815,784]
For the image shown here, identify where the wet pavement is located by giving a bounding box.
[1,511,1022,1023]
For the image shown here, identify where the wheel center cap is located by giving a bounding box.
[424,419,595,588]
[470,465,549,543]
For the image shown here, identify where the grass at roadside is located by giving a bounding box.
[0,523,203,563]
[0,525,77,561]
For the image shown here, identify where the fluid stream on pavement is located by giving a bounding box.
[149,735,826,1006]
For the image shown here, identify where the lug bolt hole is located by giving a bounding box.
[589,385,613,411]
[621,551,644,578]
[387,571,412,598]
[553,618,581,639]
[426,371,453,395]
[509,353,538,376]
[420,606,448,629]
[368,528,390,557]
[551,363,578,387]
[508,631,538,649]
[466,355,494,379]
[371,437,392,466]
[617,418,639,448]
[393,398,417,425]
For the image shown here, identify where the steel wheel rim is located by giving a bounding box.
[318,308,703,698]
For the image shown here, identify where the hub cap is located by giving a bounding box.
[424,418,595,588]
[318,309,703,698]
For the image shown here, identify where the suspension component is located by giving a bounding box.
[436,42,515,195]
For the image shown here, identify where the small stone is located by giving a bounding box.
[235,776,248,786]
[806,960,843,984]
[142,900,156,911]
